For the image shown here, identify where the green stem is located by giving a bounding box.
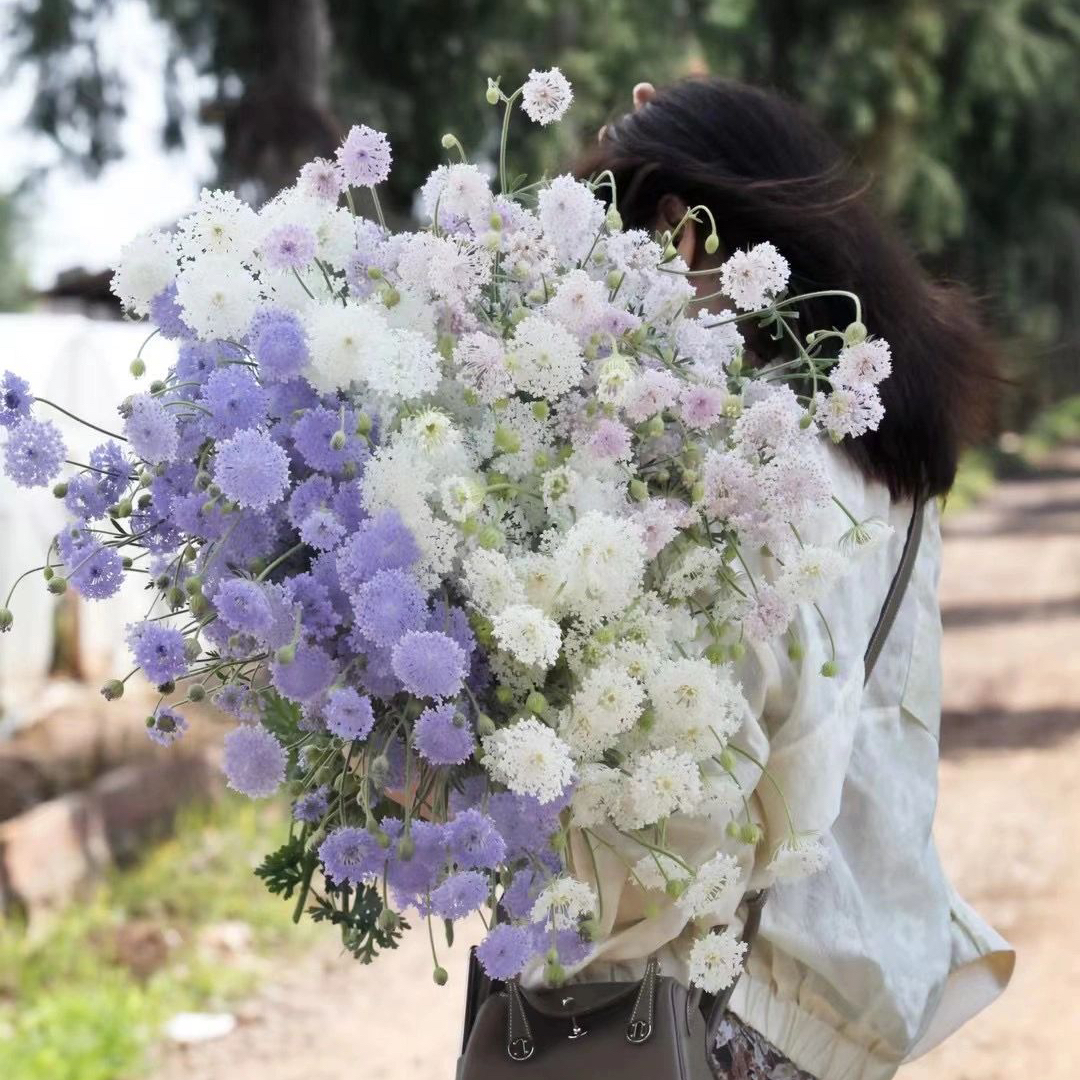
[498,87,524,195]
[35,398,127,441]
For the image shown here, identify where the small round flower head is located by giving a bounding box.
[446,807,506,869]
[319,825,382,885]
[560,661,645,760]
[299,157,345,201]
[622,367,680,423]
[291,405,368,476]
[391,630,466,700]
[768,834,830,881]
[69,541,125,600]
[126,621,189,685]
[110,230,177,315]
[719,242,790,311]
[491,604,562,669]
[146,706,188,747]
[677,852,742,920]
[678,384,726,431]
[336,124,392,187]
[586,418,632,462]
[293,784,330,824]
[530,876,597,931]
[287,474,334,529]
[215,683,261,720]
[413,703,474,766]
[351,568,429,648]
[536,174,605,264]
[336,509,420,591]
[324,687,375,741]
[270,640,336,702]
[741,583,796,642]
[300,508,344,552]
[124,394,179,465]
[176,252,262,339]
[88,441,131,504]
[199,366,270,439]
[148,282,193,339]
[261,222,317,270]
[214,578,276,634]
[454,331,513,403]
[831,337,892,389]
[249,308,310,383]
[615,747,703,829]
[687,928,747,994]
[3,418,65,488]
[646,657,746,759]
[475,923,533,980]
[175,340,219,384]
[506,313,584,399]
[814,385,884,441]
[213,428,290,510]
[223,723,287,798]
[430,870,488,920]
[482,717,575,805]
[521,67,574,126]
[385,819,448,907]
[0,371,32,428]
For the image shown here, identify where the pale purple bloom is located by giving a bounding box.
[679,384,726,430]
[336,509,419,591]
[291,406,368,477]
[262,223,316,270]
[587,418,632,461]
[324,686,375,740]
[337,124,392,187]
[215,683,261,720]
[284,571,341,640]
[447,808,506,870]
[475,924,533,980]
[175,340,219,383]
[299,157,345,202]
[414,703,475,766]
[293,784,330,823]
[199,366,270,438]
[287,474,334,529]
[319,826,382,885]
[0,371,32,428]
[430,870,488,920]
[487,791,563,862]
[249,309,310,383]
[64,475,110,521]
[391,630,467,700]
[146,706,188,747]
[88,441,131,503]
[126,621,189,685]
[149,283,193,339]
[270,640,337,702]
[69,541,124,600]
[351,568,428,648]
[426,600,476,661]
[223,723,287,798]
[385,819,447,907]
[3,417,65,488]
[213,428,290,510]
[214,578,275,634]
[300,508,344,551]
[501,868,541,920]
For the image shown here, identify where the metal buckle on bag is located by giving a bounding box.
[561,996,588,1039]
[507,1037,534,1061]
[626,1019,652,1043]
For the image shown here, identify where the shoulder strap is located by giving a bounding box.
[863,494,926,684]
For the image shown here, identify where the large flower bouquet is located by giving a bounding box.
[0,70,892,992]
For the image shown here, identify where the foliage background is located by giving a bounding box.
[6,0,1079,421]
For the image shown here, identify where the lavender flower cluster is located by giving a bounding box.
[0,68,892,994]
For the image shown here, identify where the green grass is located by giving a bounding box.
[0,795,310,1080]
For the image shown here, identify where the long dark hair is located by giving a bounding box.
[578,77,1001,501]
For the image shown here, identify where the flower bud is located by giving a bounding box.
[129,358,146,378]
[157,680,175,695]
[820,660,838,678]
[740,822,762,845]
[495,686,515,706]
[369,755,391,786]
[433,965,449,986]
[167,585,186,609]
[629,478,649,502]
[476,712,497,737]
[645,414,666,438]
[485,79,501,106]
[377,907,400,932]
[725,820,741,840]
[606,270,623,290]
[718,748,736,773]
[397,835,415,861]
[137,493,152,510]
[477,524,502,550]
[543,958,566,985]
[580,916,602,940]
[531,400,550,421]
[728,640,745,661]
[605,206,623,232]
[440,133,457,149]
[100,679,125,701]
[276,644,297,664]
[189,594,209,618]
[662,242,677,261]
[844,321,868,346]
[184,576,203,596]
[355,412,373,436]
[188,683,206,702]
[637,708,655,733]
[493,424,521,454]
[525,690,547,716]
[115,499,132,518]
[42,566,54,581]
[665,878,688,899]
[329,429,347,451]
[704,232,720,255]
[704,642,726,665]
[52,481,68,498]
[48,576,68,595]
[690,481,706,503]
[0,608,12,632]
[381,286,400,308]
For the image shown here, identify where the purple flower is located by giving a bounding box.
[337,124,392,186]
[124,394,179,464]
[332,479,367,532]
[270,640,336,702]
[426,600,476,660]
[533,925,593,967]
[68,541,124,600]
[336,509,419,591]
[213,428,290,510]
[487,792,562,862]
[324,687,375,740]
[262,223,316,269]
[126,621,189,685]
[475,924,534,980]
[386,820,447,908]
[249,309,310,383]
[284,572,341,640]
[430,870,488,920]
[0,371,32,428]
[319,826,382,885]
[293,785,330,824]
[223,723,287,798]
[267,377,318,419]
[199,366,270,438]
[414,703,475,766]
[3,417,65,488]
[351,568,428,648]
[149,283,193,339]
[287,474,334,528]
[64,475,110,521]
[215,683,261,720]
[291,406,367,477]
[354,642,401,700]
[391,630,466,700]
[214,578,275,634]
[175,340,218,383]
[88,441,131,503]
[501,868,541,920]
[299,157,345,202]
[146,706,188,747]
[300,508,344,552]
[447,808,506,870]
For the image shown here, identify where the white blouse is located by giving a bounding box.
[548,445,1015,1080]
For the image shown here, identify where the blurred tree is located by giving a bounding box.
[10,0,1078,413]
[0,194,30,311]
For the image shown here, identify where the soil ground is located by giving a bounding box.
[150,446,1080,1080]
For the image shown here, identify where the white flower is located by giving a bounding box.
[571,763,622,827]
[544,269,607,337]
[677,852,742,920]
[462,548,526,615]
[647,658,746,759]
[480,397,555,481]
[439,475,485,522]
[832,337,892,389]
[110,231,177,315]
[776,545,846,603]
[839,517,894,555]
[622,368,680,423]
[595,353,636,406]
[367,327,442,402]
[614,747,703,829]
[768,834,830,880]
[304,302,391,393]
[719,242,790,311]
[554,511,647,624]
[482,717,575,804]
[420,162,494,232]
[559,661,645,759]
[426,235,490,305]
[762,449,831,521]
[506,314,585,399]
[536,174,605,264]
[632,853,692,893]
[175,253,261,339]
[177,188,259,259]
[530,876,596,931]
[454,331,513,403]
[659,544,726,601]
[492,604,562,669]
[741,584,796,642]
[513,552,562,614]
[814,385,884,441]
[732,385,806,459]
[521,67,574,126]
[687,928,747,993]
[676,309,743,382]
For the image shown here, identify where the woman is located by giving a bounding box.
[556,78,1015,1080]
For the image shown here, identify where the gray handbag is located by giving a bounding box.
[457,498,925,1079]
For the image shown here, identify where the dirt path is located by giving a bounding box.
[150,447,1080,1080]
